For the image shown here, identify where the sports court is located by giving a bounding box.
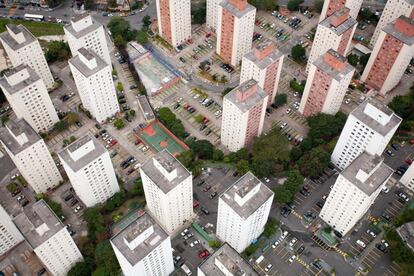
[136,121,189,156]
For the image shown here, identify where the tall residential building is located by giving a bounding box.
[370,0,414,48]
[307,8,357,72]
[216,172,274,253]
[240,40,284,106]
[0,119,62,194]
[0,65,59,132]
[155,0,191,47]
[361,16,414,95]
[207,0,222,31]
[111,213,175,276]
[331,99,402,171]
[320,152,393,235]
[198,243,259,276]
[58,134,120,207]
[0,24,54,89]
[64,13,111,65]
[221,79,268,152]
[216,0,256,66]
[319,0,363,22]
[0,204,24,257]
[299,49,354,117]
[13,200,83,276]
[399,162,414,192]
[140,150,193,233]
[69,48,119,123]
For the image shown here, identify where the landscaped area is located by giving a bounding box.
[0,19,64,37]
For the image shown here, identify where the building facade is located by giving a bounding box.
[0,24,54,89]
[64,13,111,65]
[216,0,256,66]
[319,0,363,22]
[370,0,414,48]
[320,152,393,235]
[399,162,414,192]
[155,0,191,47]
[221,79,268,152]
[307,8,357,72]
[140,150,193,234]
[111,213,175,276]
[0,119,62,194]
[58,134,120,207]
[0,65,59,133]
[206,0,222,31]
[13,200,83,276]
[331,99,402,171]
[216,172,274,253]
[69,48,119,123]
[361,16,414,95]
[240,40,284,106]
[0,204,23,257]
[299,49,354,117]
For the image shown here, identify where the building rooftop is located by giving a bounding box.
[64,13,103,39]
[137,95,155,121]
[224,79,268,113]
[198,243,259,276]
[314,49,354,81]
[69,47,108,77]
[397,221,414,252]
[110,213,169,266]
[0,119,41,155]
[220,0,256,18]
[140,149,191,194]
[0,65,41,94]
[71,12,90,23]
[351,98,402,136]
[342,152,393,196]
[0,24,36,51]
[320,10,357,36]
[13,200,64,249]
[220,172,274,219]
[384,16,414,45]
[58,134,107,172]
[243,40,283,70]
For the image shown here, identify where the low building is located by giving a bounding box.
[137,95,155,122]
[397,221,414,252]
[399,162,414,192]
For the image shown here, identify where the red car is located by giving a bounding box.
[206,32,212,38]
[198,250,210,259]
[410,139,414,145]
[406,159,413,165]
[110,140,118,146]
[193,201,200,208]
[203,185,212,192]
[203,117,209,124]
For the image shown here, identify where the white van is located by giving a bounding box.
[255,255,265,264]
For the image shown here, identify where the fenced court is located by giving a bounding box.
[135,120,189,156]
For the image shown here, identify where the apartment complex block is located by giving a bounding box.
[0,204,23,257]
[319,0,363,22]
[206,0,222,31]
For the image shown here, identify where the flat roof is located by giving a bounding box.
[0,119,40,155]
[64,14,102,39]
[13,200,64,249]
[320,12,357,36]
[313,50,354,81]
[342,152,393,195]
[397,221,414,251]
[0,64,40,94]
[219,172,273,219]
[384,16,414,45]
[198,243,259,275]
[351,98,402,136]
[243,43,283,70]
[110,213,169,266]
[58,134,106,172]
[137,95,155,121]
[140,149,191,194]
[69,48,108,77]
[0,24,36,51]
[220,0,256,18]
[224,79,268,113]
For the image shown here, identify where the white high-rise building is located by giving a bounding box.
[320,152,393,235]
[58,134,120,207]
[13,200,83,276]
[240,40,284,106]
[399,163,414,192]
[0,65,59,133]
[0,119,63,194]
[216,0,256,66]
[206,0,222,31]
[0,204,24,256]
[155,0,191,47]
[64,13,111,65]
[216,172,274,253]
[307,8,357,72]
[0,24,54,89]
[198,243,259,276]
[370,0,414,48]
[299,49,354,117]
[140,150,193,234]
[319,0,363,22]
[221,79,268,152]
[69,48,119,123]
[331,99,402,171]
[111,213,175,276]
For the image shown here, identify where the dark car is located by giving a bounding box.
[201,207,209,215]
[381,213,391,222]
[281,207,291,218]
[21,199,29,207]
[316,201,325,208]
[64,194,74,201]
[300,188,310,196]
[61,95,70,102]
[196,180,205,186]
[70,199,79,207]
[297,245,305,254]
[391,143,399,151]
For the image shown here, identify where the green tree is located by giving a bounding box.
[158,107,177,125]
[307,112,347,142]
[248,0,277,10]
[114,118,124,129]
[290,147,303,161]
[104,192,125,212]
[136,30,148,44]
[291,45,306,61]
[209,240,222,250]
[130,178,145,197]
[94,241,120,274]
[274,94,287,106]
[236,160,250,175]
[213,149,224,161]
[108,0,117,8]
[68,262,92,276]
[347,53,359,67]
[289,79,305,93]
[360,53,371,67]
[298,147,330,177]
[47,0,64,8]
[84,207,105,241]
[188,140,214,160]
[142,15,152,28]
[177,150,195,169]
[314,0,324,12]
[65,112,80,125]
[192,5,206,24]
[274,187,293,204]
[45,41,71,62]
[54,120,69,131]
[263,218,280,238]
[394,208,414,227]
[116,82,124,92]
[222,87,234,97]
[6,182,18,193]
[287,0,304,11]
[84,0,95,9]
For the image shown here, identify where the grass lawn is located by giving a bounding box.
[0,19,64,37]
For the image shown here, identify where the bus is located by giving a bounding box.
[24,14,44,21]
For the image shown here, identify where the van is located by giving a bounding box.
[255,255,264,264]
[181,264,192,275]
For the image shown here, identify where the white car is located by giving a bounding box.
[264,263,273,272]
[345,98,351,104]
[366,229,376,238]
[280,122,288,129]
[356,240,366,248]
[264,177,270,183]
[193,94,200,99]
[272,240,280,248]
[190,240,200,247]
[381,186,390,193]
[286,108,292,114]
[288,255,297,263]
[181,229,189,236]
[281,231,289,240]
[289,238,297,247]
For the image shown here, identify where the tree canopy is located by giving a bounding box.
[307,112,347,142]
[287,0,304,11]
[248,0,277,10]
[192,5,206,25]
[298,147,330,177]
[45,41,71,62]
[157,107,186,139]
[274,94,288,106]
[68,262,92,276]
[188,139,215,160]
[94,241,120,275]
[291,45,306,61]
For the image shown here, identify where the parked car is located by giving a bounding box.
[356,239,366,248]
[209,192,217,199]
